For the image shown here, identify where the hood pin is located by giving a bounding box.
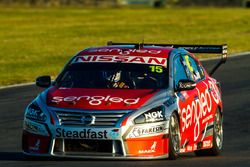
[106,102,111,106]
[125,103,131,106]
[68,101,76,105]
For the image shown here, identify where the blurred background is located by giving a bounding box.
[0,0,249,86]
[0,0,249,7]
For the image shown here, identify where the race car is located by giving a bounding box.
[121,0,166,7]
[22,42,227,159]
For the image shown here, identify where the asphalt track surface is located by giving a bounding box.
[0,55,249,167]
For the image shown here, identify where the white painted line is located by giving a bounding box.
[0,82,34,90]
[201,51,250,61]
[0,51,249,90]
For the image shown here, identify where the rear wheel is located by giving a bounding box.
[195,109,223,156]
[168,112,180,160]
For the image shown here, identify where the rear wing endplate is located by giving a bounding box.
[107,41,227,76]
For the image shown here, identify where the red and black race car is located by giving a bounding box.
[22,42,227,159]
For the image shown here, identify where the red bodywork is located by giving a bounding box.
[177,54,223,152]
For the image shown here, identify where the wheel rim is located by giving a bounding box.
[170,114,180,152]
[214,111,223,149]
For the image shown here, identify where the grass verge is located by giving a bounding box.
[0,7,249,86]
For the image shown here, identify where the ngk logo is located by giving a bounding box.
[144,111,163,122]
[52,95,140,106]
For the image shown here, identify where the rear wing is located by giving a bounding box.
[107,41,227,76]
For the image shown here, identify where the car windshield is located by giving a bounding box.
[56,62,168,89]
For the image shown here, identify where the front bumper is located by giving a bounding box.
[23,151,169,160]
[22,121,170,159]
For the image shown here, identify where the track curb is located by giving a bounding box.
[0,51,249,90]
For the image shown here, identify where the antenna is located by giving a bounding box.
[140,38,144,49]
[136,37,144,49]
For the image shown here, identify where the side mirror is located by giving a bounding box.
[36,76,51,88]
[177,79,196,91]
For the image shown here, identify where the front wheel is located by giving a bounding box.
[195,109,223,156]
[168,112,181,160]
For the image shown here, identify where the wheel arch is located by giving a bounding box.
[172,110,181,126]
[216,105,223,119]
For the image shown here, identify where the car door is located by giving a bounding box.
[180,54,214,147]
[186,56,217,144]
[173,54,199,148]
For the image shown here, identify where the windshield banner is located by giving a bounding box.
[74,55,167,66]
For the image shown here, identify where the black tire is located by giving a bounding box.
[195,109,223,156]
[168,112,181,160]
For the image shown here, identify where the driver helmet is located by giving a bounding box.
[103,71,121,83]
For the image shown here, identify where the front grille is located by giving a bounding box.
[53,139,123,156]
[54,110,130,127]
[65,139,112,153]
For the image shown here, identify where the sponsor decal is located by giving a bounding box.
[128,124,165,138]
[193,144,197,150]
[24,120,40,133]
[187,145,193,151]
[24,119,49,136]
[209,80,221,104]
[202,114,213,124]
[180,148,186,153]
[178,81,195,90]
[180,81,221,141]
[108,129,120,139]
[88,48,162,55]
[138,141,157,154]
[203,140,212,148]
[55,128,108,139]
[52,95,140,106]
[29,139,40,151]
[74,55,166,66]
[144,110,164,122]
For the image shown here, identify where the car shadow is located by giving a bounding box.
[0,152,24,161]
[0,152,96,161]
[0,151,201,161]
[0,152,55,161]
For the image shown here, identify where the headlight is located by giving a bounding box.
[23,119,49,136]
[134,106,165,124]
[25,102,47,122]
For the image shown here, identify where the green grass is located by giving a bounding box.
[0,7,249,86]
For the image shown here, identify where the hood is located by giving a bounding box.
[46,86,159,110]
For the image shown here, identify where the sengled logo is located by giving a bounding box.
[52,95,140,106]
[89,48,162,55]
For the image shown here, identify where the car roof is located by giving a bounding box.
[78,45,175,59]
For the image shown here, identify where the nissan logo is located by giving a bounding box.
[80,115,95,125]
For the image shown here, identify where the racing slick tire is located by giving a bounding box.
[195,109,223,156]
[168,112,181,160]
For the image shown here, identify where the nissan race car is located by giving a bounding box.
[22,42,227,159]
